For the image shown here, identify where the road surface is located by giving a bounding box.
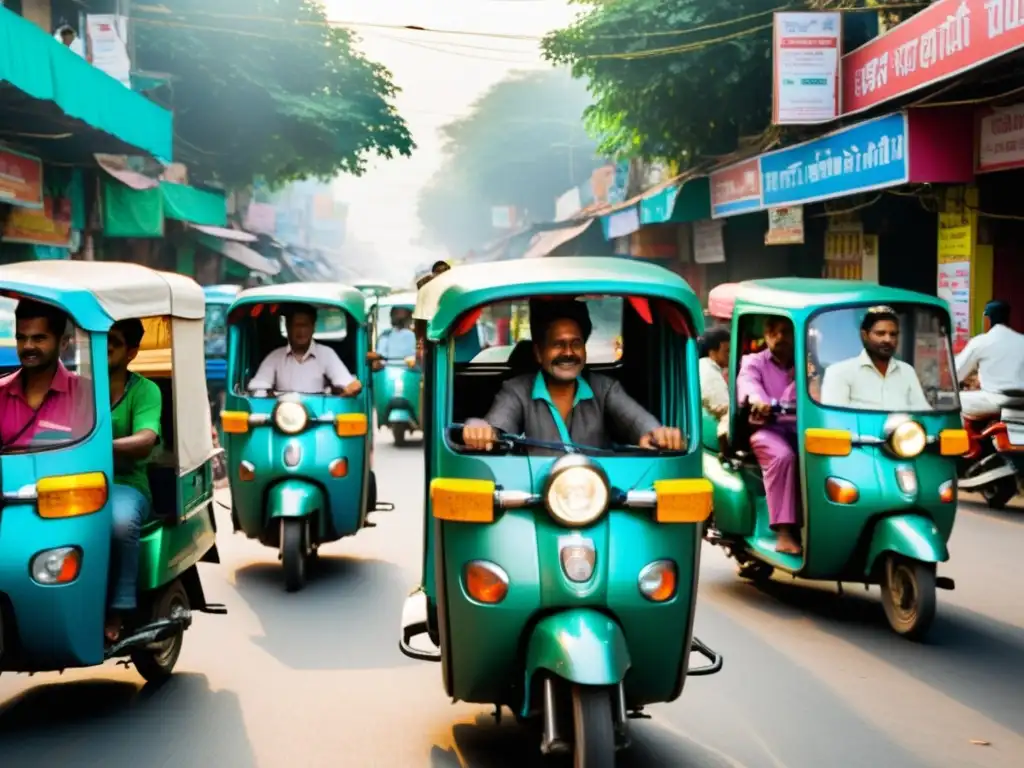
[1,436,1022,767]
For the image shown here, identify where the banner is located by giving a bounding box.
[0,148,43,209]
[772,12,842,124]
[710,158,761,218]
[977,102,1024,173]
[86,15,131,88]
[765,206,805,245]
[4,196,73,247]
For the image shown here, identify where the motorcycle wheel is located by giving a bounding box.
[571,685,615,768]
[983,476,1017,510]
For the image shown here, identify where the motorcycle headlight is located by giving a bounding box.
[889,420,926,458]
[274,401,308,435]
[543,456,610,527]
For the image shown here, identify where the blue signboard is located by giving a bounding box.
[760,112,909,208]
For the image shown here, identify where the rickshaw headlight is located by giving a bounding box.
[273,401,308,435]
[889,420,926,458]
[544,457,609,528]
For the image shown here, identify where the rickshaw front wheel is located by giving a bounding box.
[737,560,774,582]
[393,425,408,447]
[881,556,936,640]
[131,580,188,684]
[571,685,615,768]
[282,518,309,593]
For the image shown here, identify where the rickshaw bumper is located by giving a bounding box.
[521,609,631,718]
[387,408,414,425]
[267,479,325,520]
[865,514,949,577]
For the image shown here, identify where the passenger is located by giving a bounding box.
[699,327,731,448]
[463,299,682,453]
[370,306,416,370]
[819,306,930,411]
[737,316,801,554]
[955,300,1024,422]
[106,319,163,642]
[0,300,85,447]
[248,303,362,396]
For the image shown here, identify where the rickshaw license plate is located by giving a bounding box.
[1007,423,1024,446]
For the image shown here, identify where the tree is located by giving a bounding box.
[132,1,413,185]
[417,69,603,256]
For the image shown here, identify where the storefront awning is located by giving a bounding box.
[101,172,229,237]
[190,224,257,243]
[598,172,712,239]
[0,7,173,162]
[522,219,594,259]
[195,233,281,276]
[161,183,227,227]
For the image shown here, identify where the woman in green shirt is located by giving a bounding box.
[106,318,163,642]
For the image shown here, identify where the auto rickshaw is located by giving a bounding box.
[220,282,384,592]
[203,284,241,440]
[354,278,393,301]
[370,291,421,446]
[0,261,225,683]
[703,279,966,639]
[398,257,723,766]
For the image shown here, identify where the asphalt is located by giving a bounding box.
[1,436,1022,767]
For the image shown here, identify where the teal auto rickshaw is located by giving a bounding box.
[220,282,384,592]
[354,278,393,301]
[703,279,967,639]
[370,291,421,446]
[0,261,224,683]
[399,257,722,766]
[203,284,241,440]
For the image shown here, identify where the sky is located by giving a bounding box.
[323,0,579,284]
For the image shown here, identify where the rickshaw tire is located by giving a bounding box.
[881,556,936,641]
[393,425,408,447]
[571,685,615,768]
[738,560,774,582]
[131,581,188,684]
[282,519,308,593]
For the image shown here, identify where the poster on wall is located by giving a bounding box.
[86,15,132,88]
[0,147,43,209]
[765,206,804,245]
[977,102,1024,173]
[772,12,841,124]
[693,220,725,264]
[937,260,971,354]
[3,196,72,248]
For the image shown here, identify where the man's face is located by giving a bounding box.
[107,328,139,372]
[286,312,315,349]
[536,318,586,383]
[391,309,411,329]
[16,317,61,372]
[862,318,899,361]
[764,319,794,364]
[710,340,730,368]
[61,30,75,46]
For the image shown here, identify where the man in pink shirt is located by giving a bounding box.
[0,299,86,449]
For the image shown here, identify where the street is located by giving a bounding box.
[1,436,1022,767]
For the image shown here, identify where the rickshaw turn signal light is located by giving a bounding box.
[939,480,955,503]
[825,477,859,505]
[431,478,496,523]
[638,560,678,602]
[463,560,509,604]
[805,429,853,456]
[336,413,368,437]
[329,458,349,478]
[939,429,969,456]
[30,546,82,585]
[221,411,250,434]
[239,461,256,482]
[652,479,713,523]
[36,472,108,519]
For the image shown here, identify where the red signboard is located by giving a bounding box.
[709,158,762,219]
[843,0,1024,116]
[0,148,43,209]
[4,196,72,247]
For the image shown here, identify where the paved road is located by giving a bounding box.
[1,437,1022,767]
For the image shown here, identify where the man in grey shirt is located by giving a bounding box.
[463,299,683,453]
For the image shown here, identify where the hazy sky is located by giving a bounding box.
[324,0,579,282]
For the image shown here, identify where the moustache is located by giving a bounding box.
[552,356,582,367]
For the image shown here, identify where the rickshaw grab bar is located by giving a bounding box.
[3,484,38,502]
[687,637,724,676]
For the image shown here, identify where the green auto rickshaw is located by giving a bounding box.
[399,257,722,766]
[0,261,225,683]
[370,291,421,446]
[220,282,385,592]
[703,279,967,639]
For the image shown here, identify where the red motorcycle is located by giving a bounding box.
[957,402,1024,509]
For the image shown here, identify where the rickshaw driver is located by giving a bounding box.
[369,306,415,371]
[248,303,363,396]
[463,299,683,452]
[106,319,163,642]
[737,316,801,555]
[819,306,931,411]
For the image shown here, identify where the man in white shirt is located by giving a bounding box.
[369,306,416,370]
[248,304,362,396]
[955,300,1024,421]
[820,306,931,411]
[699,327,731,442]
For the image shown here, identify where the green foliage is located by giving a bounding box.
[133,0,413,185]
[543,0,801,161]
[417,69,603,256]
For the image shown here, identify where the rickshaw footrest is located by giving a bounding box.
[936,577,955,591]
[198,603,229,615]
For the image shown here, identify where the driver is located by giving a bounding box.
[955,300,1024,421]
[370,306,416,370]
[463,299,682,454]
[819,306,931,411]
[248,303,362,396]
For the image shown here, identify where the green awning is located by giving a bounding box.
[640,176,711,225]
[101,177,228,237]
[160,182,227,227]
[0,7,173,162]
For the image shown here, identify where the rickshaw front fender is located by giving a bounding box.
[865,514,948,577]
[520,609,631,718]
[267,479,324,520]
[388,408,414,425]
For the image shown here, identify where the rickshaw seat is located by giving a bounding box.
[147,452,178,524]
[507,340,537,376]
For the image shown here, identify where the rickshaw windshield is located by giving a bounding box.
[808,303,959,413]
[204,303,228,358]
[0,301,96,454]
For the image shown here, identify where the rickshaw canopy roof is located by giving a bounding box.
[709,279,949,321]
[353,279,393,297]
[415,257,703,342]
[376,291,417,311]
[232,282,368,323]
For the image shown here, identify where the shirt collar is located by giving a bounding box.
[703,357,723,374]
[532,371,593,407]
[3,361,72,397]
[858,348,904,375]
[287,340,317,361]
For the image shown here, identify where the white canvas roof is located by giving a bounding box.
[0,261,205,321]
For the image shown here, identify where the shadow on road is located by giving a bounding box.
[232,553,415,671]
[959,498,1024,526]
[0,673,254,765]
[709,574,1024,738]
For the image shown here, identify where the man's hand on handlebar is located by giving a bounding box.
[749,399,772,425]
[463,420,498,451]
[639,427,684,451]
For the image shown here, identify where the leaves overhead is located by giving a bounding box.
[132,0,413,185]
[417,69,604,256]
